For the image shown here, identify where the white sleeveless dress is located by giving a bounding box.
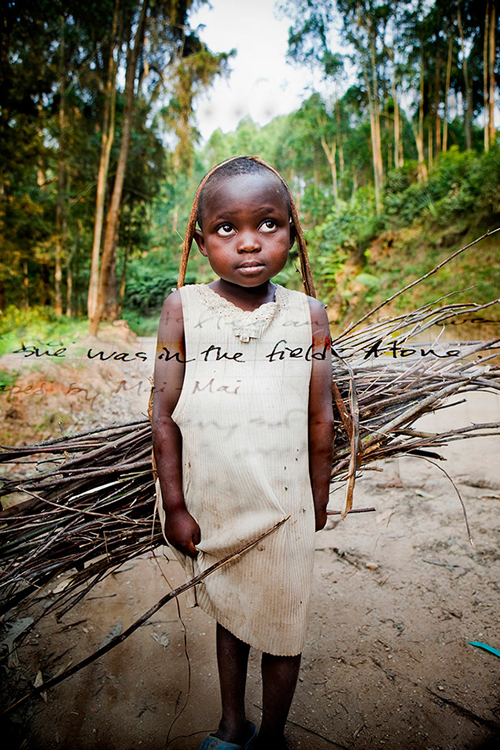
[159,284,316,656]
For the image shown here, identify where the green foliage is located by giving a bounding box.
[0,0,230,317]
[124,261,179,315]
[3,0,498,330]
[0,368,19,392]
[384,147,500,226]
[204,115,293,171]
[120,311,161,337]
[122,247,199,317]
[308,187,381,290]
[0,306,88,356]
[299,141,500,321]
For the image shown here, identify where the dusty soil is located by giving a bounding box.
[1,328,500,750]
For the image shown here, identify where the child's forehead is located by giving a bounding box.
[202,171,289,212]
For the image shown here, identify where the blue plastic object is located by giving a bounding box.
[468,641,500,659]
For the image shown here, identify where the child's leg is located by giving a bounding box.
[256,652,302,748]
[214,623,254,745]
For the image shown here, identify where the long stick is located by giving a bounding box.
[3,516,289,714]
[327,507,376,515]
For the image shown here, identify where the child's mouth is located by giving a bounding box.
[237,262,264,274]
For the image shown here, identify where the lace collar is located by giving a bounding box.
[193,284,287,343]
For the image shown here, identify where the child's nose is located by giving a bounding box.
[237,230,261,252]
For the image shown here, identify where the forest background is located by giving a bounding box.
[1,0,499,352]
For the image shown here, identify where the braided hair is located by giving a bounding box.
[177,155,316,298]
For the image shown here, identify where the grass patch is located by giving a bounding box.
[0,368,19,392]
[0,306,89,356]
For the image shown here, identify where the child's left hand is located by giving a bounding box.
[164,506,200,558]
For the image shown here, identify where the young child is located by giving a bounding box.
[152,156,334,750]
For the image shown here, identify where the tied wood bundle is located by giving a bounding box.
[1,296,500,621]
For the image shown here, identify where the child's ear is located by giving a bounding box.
[194,228,208,257]
[289,222,297,249]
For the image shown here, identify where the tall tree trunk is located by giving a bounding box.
[350,173,358,205]
[54,16,66,316]
[457,7,473,150]
[118,233,131,316]
[22,261,29,309]
[88,0,119,323]
[369,25,383,212]
[358,8,383,212]
[89,0,148,336]
[105,212,120,320]
[443,35,453,152]
[434,46,441,156]
[388,44,402,168]
[416,45,428,181]
[335,100,345,176]
[488,0,496,146]
[484,0,490,151]
[54,166,64,315]
[392,79,402,168]
[65,177,73,316]
[66,261,72,317]
[362,49,383,210]
[321,135,338,203]
[313,145,319,200]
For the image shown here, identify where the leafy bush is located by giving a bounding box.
[125,267,179,314]
[309,188,384,293]
[383,147,500,227]
[123,247,198,315]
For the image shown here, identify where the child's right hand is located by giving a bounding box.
[164,507,200,558]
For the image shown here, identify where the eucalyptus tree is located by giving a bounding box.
[483,0,497,151]
[88,0,231,334]
[0,0,107,311]
[279,0,344,202]
[281,0,395,213]
[284,93,342,211]
[398,0,495,169]
[1,0,229,321]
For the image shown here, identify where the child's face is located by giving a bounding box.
[194,172,294,288]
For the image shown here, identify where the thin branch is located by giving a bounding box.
[2,516,289,714]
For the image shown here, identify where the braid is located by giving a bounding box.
[177,155,316,298]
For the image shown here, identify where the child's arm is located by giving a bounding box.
[308,298,334,531]
[152,291,200,558]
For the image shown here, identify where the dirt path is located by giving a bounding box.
[1,334,500,749]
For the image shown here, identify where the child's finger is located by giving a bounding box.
[185,538,199,558]
[193,526,201,546]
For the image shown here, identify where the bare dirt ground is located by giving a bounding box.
[1,328,500,750]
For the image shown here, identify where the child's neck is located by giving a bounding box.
[209,279,276,312]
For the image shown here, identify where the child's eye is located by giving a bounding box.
[260,220,277,233]
[216,223,235,237]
